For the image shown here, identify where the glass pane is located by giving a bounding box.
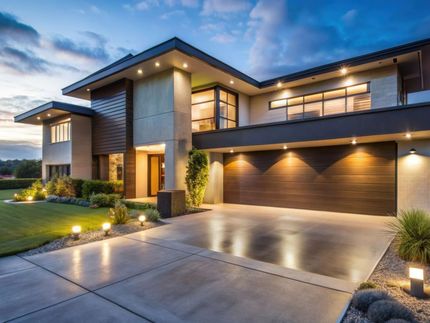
[324,98,346,115]
[192,119,215,132]
[228,105,236,121]
[347,83,368,96]
[228,120,236,128]
[192,89,214,104]
[304,93,322,103]
[51,126,56,143]
[347,93,371,112]
[270,99,287,109]
[220,90,227,102]
[324,88,345,100]
[228,93,236,106]
[288,96,303,106]
[219,118,228,129]
[287,105,303,120]
[220,102,227,118]
[304,102,322,118]
[192,101,214,120]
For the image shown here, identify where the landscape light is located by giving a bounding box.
[138,215,146,226]
[409,148,416,154]
[408,266,425,298]
[27,196,33,201]
[72,225,81,240]
[102,223,111,236]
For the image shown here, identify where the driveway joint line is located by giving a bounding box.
[123,235,203,255]
[0,266,35,277]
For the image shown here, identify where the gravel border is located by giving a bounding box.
[343,239,430,323]
[18,219,164,257]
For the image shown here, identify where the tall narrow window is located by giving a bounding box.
[50,119,71,143]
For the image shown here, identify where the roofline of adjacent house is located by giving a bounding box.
[14,101,94,122]
[62,37,430,95]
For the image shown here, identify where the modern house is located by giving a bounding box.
[15,37,430,215]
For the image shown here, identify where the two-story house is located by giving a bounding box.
[15,37,430,215]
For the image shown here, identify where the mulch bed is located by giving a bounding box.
[343,239,430,323]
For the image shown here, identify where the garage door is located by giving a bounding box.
[223,142,396,215]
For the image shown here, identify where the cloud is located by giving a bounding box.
[342,9,358,25]
[0,11,40,45]
[160,10,186,19]
[211,33,235,43]
[90,5,102,14]
[201,0,251,15]
[0,47,51,73]
[135,0,160,11]
[0,140,41,160]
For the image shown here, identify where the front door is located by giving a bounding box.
[148,154,165,196]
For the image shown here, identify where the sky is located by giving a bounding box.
[0,0,429,160]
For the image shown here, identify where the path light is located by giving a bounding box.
[27,196,33,201]
[138,214,146,226]
[102,223,111,236]
[406,266,428,298]
[14,193,18,198]
[72,225,81,240]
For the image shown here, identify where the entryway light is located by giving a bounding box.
[409,148,417,154]
[277,81,282,88]
[283,145,288,150]
[405,132,412,139]
[230,149,234,153]
[102,222,111,236]
[340,67,348,75]
[137,69,143,75]
[72,225,81,240]
[229,80,234,85]
[351,138,357,145]
[182,63,188,68]
[138,214,146,226]
[155,61,160,67]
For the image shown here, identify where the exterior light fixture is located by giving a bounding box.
[26,196,33,201]
[71,225,81,240]
[340,67,348,75]
[182,63,188,68]
[409,148,417,154]
[37,116,41,120]
[138,214,146,226]
[404,265,429,298]
[42,188,47,192]
[155,61,160,67]
[351,138,357,145]
[102,222,111,236]
[230,149,234,153]
[405,132,412,139]
[229,80,234,84]
[86,88,90,92]
[47,113,51,117]
[137,69,143,75]
[283,145,288,150]
[14,193,18,197]
[277,81,282,88]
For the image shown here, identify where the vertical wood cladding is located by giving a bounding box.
[91,79,136,198]
[224,142,397,215]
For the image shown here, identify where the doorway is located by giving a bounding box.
[148,154,165,196]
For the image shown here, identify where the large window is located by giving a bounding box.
[192,86,238,133]
[47,164,70,179]
[269,83,371,121]
[50,120,71,143]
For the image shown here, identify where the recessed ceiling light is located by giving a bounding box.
[137,69,143,75]
[283,145,288,150]
[405,132,412,139]
[229,149,234,153]
[182,63,188,68]
[229,80,234,85]
[277,81,282,88]
[351,138,357,145]
[155,61,160,67]
[47,113,51,117]
[340,67,348,75]
[37,116,41,120]
[86,88,90,92]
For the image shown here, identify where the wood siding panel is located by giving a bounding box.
[223,142,396,215]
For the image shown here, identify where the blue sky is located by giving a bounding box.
[0,0,429,159]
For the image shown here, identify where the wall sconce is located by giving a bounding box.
[138,214,146,226]
[72,225,81,240]
[404,266,429,298]
[409,148,417,154]
[102,223,111,236]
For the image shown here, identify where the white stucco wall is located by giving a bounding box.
[71,114,92,179]
[397,139,430,212]
[135,150,148,197]
[249,65,399,125]
[238,92,250,126]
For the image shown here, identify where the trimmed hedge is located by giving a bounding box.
[123,200,157,211]
[82,180,119,199]
[0,178,39,190]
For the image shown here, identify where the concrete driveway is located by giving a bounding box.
[0,204,393,322]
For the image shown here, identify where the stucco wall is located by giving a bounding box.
[397,139,430,212]
[71,114,92,179]
[135,150,148,197]
[203,152,223,204]
[238,92,250,126]
[249,65,399,125]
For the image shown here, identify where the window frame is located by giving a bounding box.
[50,119,71,144]
[268,82,370,120]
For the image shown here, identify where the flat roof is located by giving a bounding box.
[15,101,94,125]
[62,37,430,96]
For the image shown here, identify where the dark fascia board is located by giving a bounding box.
[62,37,430,95]
[192,102,430,150]
[14,101,94,122]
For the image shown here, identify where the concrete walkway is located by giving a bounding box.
[0,204,394,322]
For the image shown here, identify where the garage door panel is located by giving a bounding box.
[223,142,396,215]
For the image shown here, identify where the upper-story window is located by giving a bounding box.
[50,119,71,143]
[192,86,238,132]
[269,82,371,121]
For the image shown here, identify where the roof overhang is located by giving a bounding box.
[62,37,430,99]
[192,102,430,152]
[14,101,94,125]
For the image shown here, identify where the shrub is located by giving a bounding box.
[89,193,121,207]
[108,201,129,224]
[71,179,84,198]
[45,176,75,197]
[82,180,117,199]
[0,178,38,190]
[123,200,157,211]
[385,319,412,323]
[14,160,41,178]
[14,179,46,201]
[389,209,430,264]
[185,148,209,207]
[46,195,91,207]
[351,289,391,312]
[367,300,415,323]
[144,208,161,222]
[358,281,378,290]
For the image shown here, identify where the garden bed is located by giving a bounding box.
[18,219,164,257]
[343,239,430,323]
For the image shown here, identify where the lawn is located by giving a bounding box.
[0,189,20,200]
[0,190,108,256]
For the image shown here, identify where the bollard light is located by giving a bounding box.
[409,266,425,298]
[138,214,146,226]
[71,225,81,240]
[102,222,111,236]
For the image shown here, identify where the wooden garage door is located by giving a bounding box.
[223,142,396,215]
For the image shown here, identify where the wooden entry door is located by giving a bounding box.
[148,154,165,196]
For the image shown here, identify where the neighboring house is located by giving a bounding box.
[15,37,430,215]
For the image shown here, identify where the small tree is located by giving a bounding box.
[185,148,209,207]
[14,160,41,178]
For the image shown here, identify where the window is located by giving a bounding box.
[50,120,71,143]
[269,83,371,120]
[192,86,238,132]
[47,164,70,179]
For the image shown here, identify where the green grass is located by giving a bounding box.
[0,189,20,200]
[0,199,109,256]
